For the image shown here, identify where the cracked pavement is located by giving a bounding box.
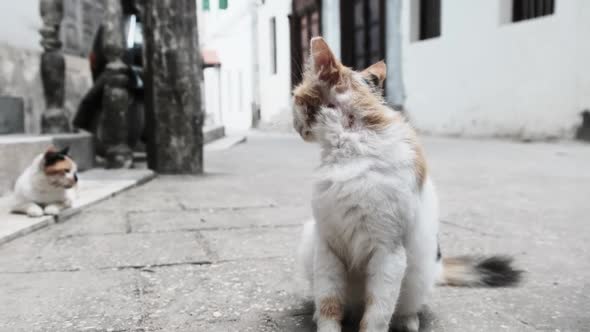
[1,133,589,331]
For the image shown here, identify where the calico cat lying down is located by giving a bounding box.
[11,146,78,217]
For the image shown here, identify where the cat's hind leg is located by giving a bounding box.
[392,181,440,332]
[391,240,438,332]
[12,202,44,217]
[360,246,407,332]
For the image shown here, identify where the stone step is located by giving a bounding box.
[0,132,94,196]
[0,168,155,246]
[204,135,247,152]
[204,125,225,144]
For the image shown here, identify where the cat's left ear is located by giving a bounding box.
[310,37,341,84]
[59,146,70,156]
[361,60,387,88]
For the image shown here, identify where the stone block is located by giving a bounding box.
[204,124,225,144]
[0,96,24,134]
[50,131,95,171]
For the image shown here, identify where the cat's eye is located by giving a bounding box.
[327,103,335,108]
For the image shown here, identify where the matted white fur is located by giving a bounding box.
[295,37,521,332]
[299,106,438,332]
[11,153,78,217]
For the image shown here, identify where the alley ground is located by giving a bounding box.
[1,133,589,331]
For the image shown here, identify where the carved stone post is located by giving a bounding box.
[143,0,204,173]
[101,0,133,168]
[39,0,70,133]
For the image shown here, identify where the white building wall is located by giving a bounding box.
[197,0,257,133]
[322,0,341,59]
[256,1,293,128]
[400,0,590,139]
[575,1,590,116]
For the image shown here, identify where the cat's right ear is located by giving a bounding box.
[361,60,387,88]
[59,146,70,156]
[310,37,340,84]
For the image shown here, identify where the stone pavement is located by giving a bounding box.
[0,133,589,331]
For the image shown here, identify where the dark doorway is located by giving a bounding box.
[340,0,386,71]
[290,0,322,86]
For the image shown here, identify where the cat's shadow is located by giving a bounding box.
[276,301,435,332]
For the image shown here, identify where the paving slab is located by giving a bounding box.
[201,226,301,261]
[137,258,304,331]
[0,270,144,332]
[0,231,209,272]
[57,210,128,236]
[128,206,310,232]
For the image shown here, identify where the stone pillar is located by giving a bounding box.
[39,0,70,133]
[143,0,204,174]
[101,0,133,168]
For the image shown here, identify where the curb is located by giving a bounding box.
[0,169,156,246]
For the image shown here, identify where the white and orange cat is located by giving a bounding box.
[11,146,78,217]
[294,37,522,332]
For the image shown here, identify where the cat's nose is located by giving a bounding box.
[74,173,78,183]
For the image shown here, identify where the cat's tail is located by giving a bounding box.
[437,255,523,287]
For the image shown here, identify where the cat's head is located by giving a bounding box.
[42,146,78,189]
[292,37,393,142]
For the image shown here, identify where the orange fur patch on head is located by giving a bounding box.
[293,81,322,109]
[319,296,343,321]
[361,108,395,130]
[44,157,73,176]
[343,76,397,130]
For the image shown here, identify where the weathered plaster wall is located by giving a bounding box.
[0,43,92,134]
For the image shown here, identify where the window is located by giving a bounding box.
[340,0,386,70]
[419,0,441,40]
[270,17,277,74]
[513,0,554,22]
[289,0,322,86]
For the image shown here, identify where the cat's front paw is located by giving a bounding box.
[391,314,419,332]
[43,205,61,216]
[26,205,44,218]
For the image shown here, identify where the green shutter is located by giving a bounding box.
[203,0,210,11]
[219,0,228,10]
